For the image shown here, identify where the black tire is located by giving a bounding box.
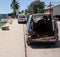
[27,40,31,46]
[18,21,20,24]
[27,38,32,46]
[53,35,59,44]
[56,35,59,42]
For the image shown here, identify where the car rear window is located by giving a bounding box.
[19,16,25,18]
[33,15,43,20]
[33,14,52,22]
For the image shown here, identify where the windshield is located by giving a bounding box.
[33,15,44,22]
[33,15,43,20]
[33,14,52,22]
[19,15,25,18]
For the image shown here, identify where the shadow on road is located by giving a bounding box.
[30,40,60,49]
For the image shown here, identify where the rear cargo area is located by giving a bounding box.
[33,19,54,37]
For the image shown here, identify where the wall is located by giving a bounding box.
[53,5,60,16]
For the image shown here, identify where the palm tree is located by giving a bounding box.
[10,0,19,18]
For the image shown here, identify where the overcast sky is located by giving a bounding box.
[0,0,60,14]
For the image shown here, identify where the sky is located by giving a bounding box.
[0,0,60,14]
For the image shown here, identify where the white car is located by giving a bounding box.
[18,14,27,24]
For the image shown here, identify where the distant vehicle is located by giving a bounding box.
[18,14,27,24]
[26,14,59,45]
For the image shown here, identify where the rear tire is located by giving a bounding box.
[56,35,59,42]
[27,40,31,46]
[53,35,59,44]
[27,38,32,46]
[18,21,20,24]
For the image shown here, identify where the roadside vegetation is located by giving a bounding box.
[20,0,45,14]
[8,0,45,17]
[10,0,20,18]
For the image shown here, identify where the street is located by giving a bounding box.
[0,19,60,57]
[0,19,25,57]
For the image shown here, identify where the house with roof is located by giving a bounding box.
[45,4,60,17]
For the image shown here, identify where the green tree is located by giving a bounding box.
[28,0,45,13]
[25,9,28,15]
[10,0,19,18]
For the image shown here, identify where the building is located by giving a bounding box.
[44,6,53,14]
[45,4,60,16]
[53,4,60,16]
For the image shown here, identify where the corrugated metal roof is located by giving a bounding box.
[45,4,60,10]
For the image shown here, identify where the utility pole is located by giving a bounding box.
[48,2,53,15]
[50,2,52,14]
[16,0,19,18]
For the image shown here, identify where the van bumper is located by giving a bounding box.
[27,36,59,43]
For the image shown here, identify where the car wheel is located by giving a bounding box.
[53,35,59,44]
[27,40,31,46]
[27,37,32,46]
[18,21,20,24]
[56,35,59,42]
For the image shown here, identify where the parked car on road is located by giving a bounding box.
[18,14,27,24]
[26,14,59,45]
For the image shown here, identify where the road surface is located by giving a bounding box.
[0,19,60,57]
[0,19,25,57]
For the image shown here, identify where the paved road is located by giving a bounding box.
[0,19,60,57]
[0,19,25,57]
[24,21,60,57]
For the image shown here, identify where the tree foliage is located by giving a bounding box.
[10,0,19,17]
[28,1,45,13]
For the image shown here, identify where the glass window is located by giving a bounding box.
[19,16,25,18]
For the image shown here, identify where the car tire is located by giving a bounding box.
[18,21,20,24]
[27,40,31,46]
[27,37,32,46]
[53,35,59,44]
[56,35,59,42]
